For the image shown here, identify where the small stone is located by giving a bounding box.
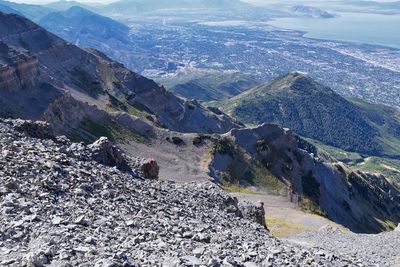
[51,216,63,225]
[73,246,90,253]
[181,256,204,266]
[193,247,205,257]
[1,259,17,265]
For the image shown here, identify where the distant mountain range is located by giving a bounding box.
[219,73,400,158]
[0,0,53,21]
[0,3,21,16]
[103,0,250,14]
[39,6,130,46]
[44,0,95,11]
[290,5,335,18]
[347,0,400,10]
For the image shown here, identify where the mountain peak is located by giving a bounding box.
[272,72,323,93]
[221,72,400,157]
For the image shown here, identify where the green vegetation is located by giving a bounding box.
[221,184,260,195]
[255,139,269,152]
[311,140,400,186]
[300,171,326,216]
[69,119,148,144]
[210,138,235,157]
[210,138,286,193]
[105,94,151,119]
[70,67,103,98]
[159,72,259,102]
[192,134,213,146]
[166,136,185,145]
[301,171,320,205]
[299,196,326,217]
[219,73,400,158]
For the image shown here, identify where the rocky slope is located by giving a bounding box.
[207,124,400,233]
[285,225,400,267]
[220,72,400,158]
[0,118,366,266]
[0,12,241,139]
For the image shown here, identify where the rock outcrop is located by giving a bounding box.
[88,137,131,172]
[238,201,267,229]
[10,119,54,139]
[0,42,39,92]
[137,158,159,180]
[209,124,400,233]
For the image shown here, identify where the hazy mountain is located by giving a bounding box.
[103,0,251,14]
[0,12,241,140]
[220,73,400,157]
[163,72,260,102]
[39,6,130,45]
[37,6,142,74]
[290,5,335,18]
[347,0,400,10]
[0,0,53,21]
[0,3,22,15]
[45,0,95,11]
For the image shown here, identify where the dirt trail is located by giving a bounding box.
[231,192,345,237]
[121,136,345,237]
[121,133,213,183]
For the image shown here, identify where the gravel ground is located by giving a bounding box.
[284,227,400,267]
[0,119,395,266]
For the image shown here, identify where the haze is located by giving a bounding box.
[9,0,400,3]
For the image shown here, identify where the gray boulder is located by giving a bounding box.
[89,137,131,172]
[238,201,267,229]
[11,119,54,140]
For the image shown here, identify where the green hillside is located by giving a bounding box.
[220,72,400,158]
[161,72,260,101]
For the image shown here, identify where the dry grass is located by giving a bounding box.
[265,216,315,238]
[221,184,261,195]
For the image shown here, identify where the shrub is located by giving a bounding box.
[167,136,185,145]
[301,171,320,205]
[192,134,212,146]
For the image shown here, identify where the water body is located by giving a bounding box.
[268,12,400,49]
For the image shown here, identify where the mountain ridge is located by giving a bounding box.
[221,72,400,158]
[0,12,241,138]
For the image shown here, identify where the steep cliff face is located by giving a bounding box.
[0,13,240,135]
[0,42,39,92]
[209,124,400,233]
[40,93,108,134]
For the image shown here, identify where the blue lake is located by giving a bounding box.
[268,12,400,49]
